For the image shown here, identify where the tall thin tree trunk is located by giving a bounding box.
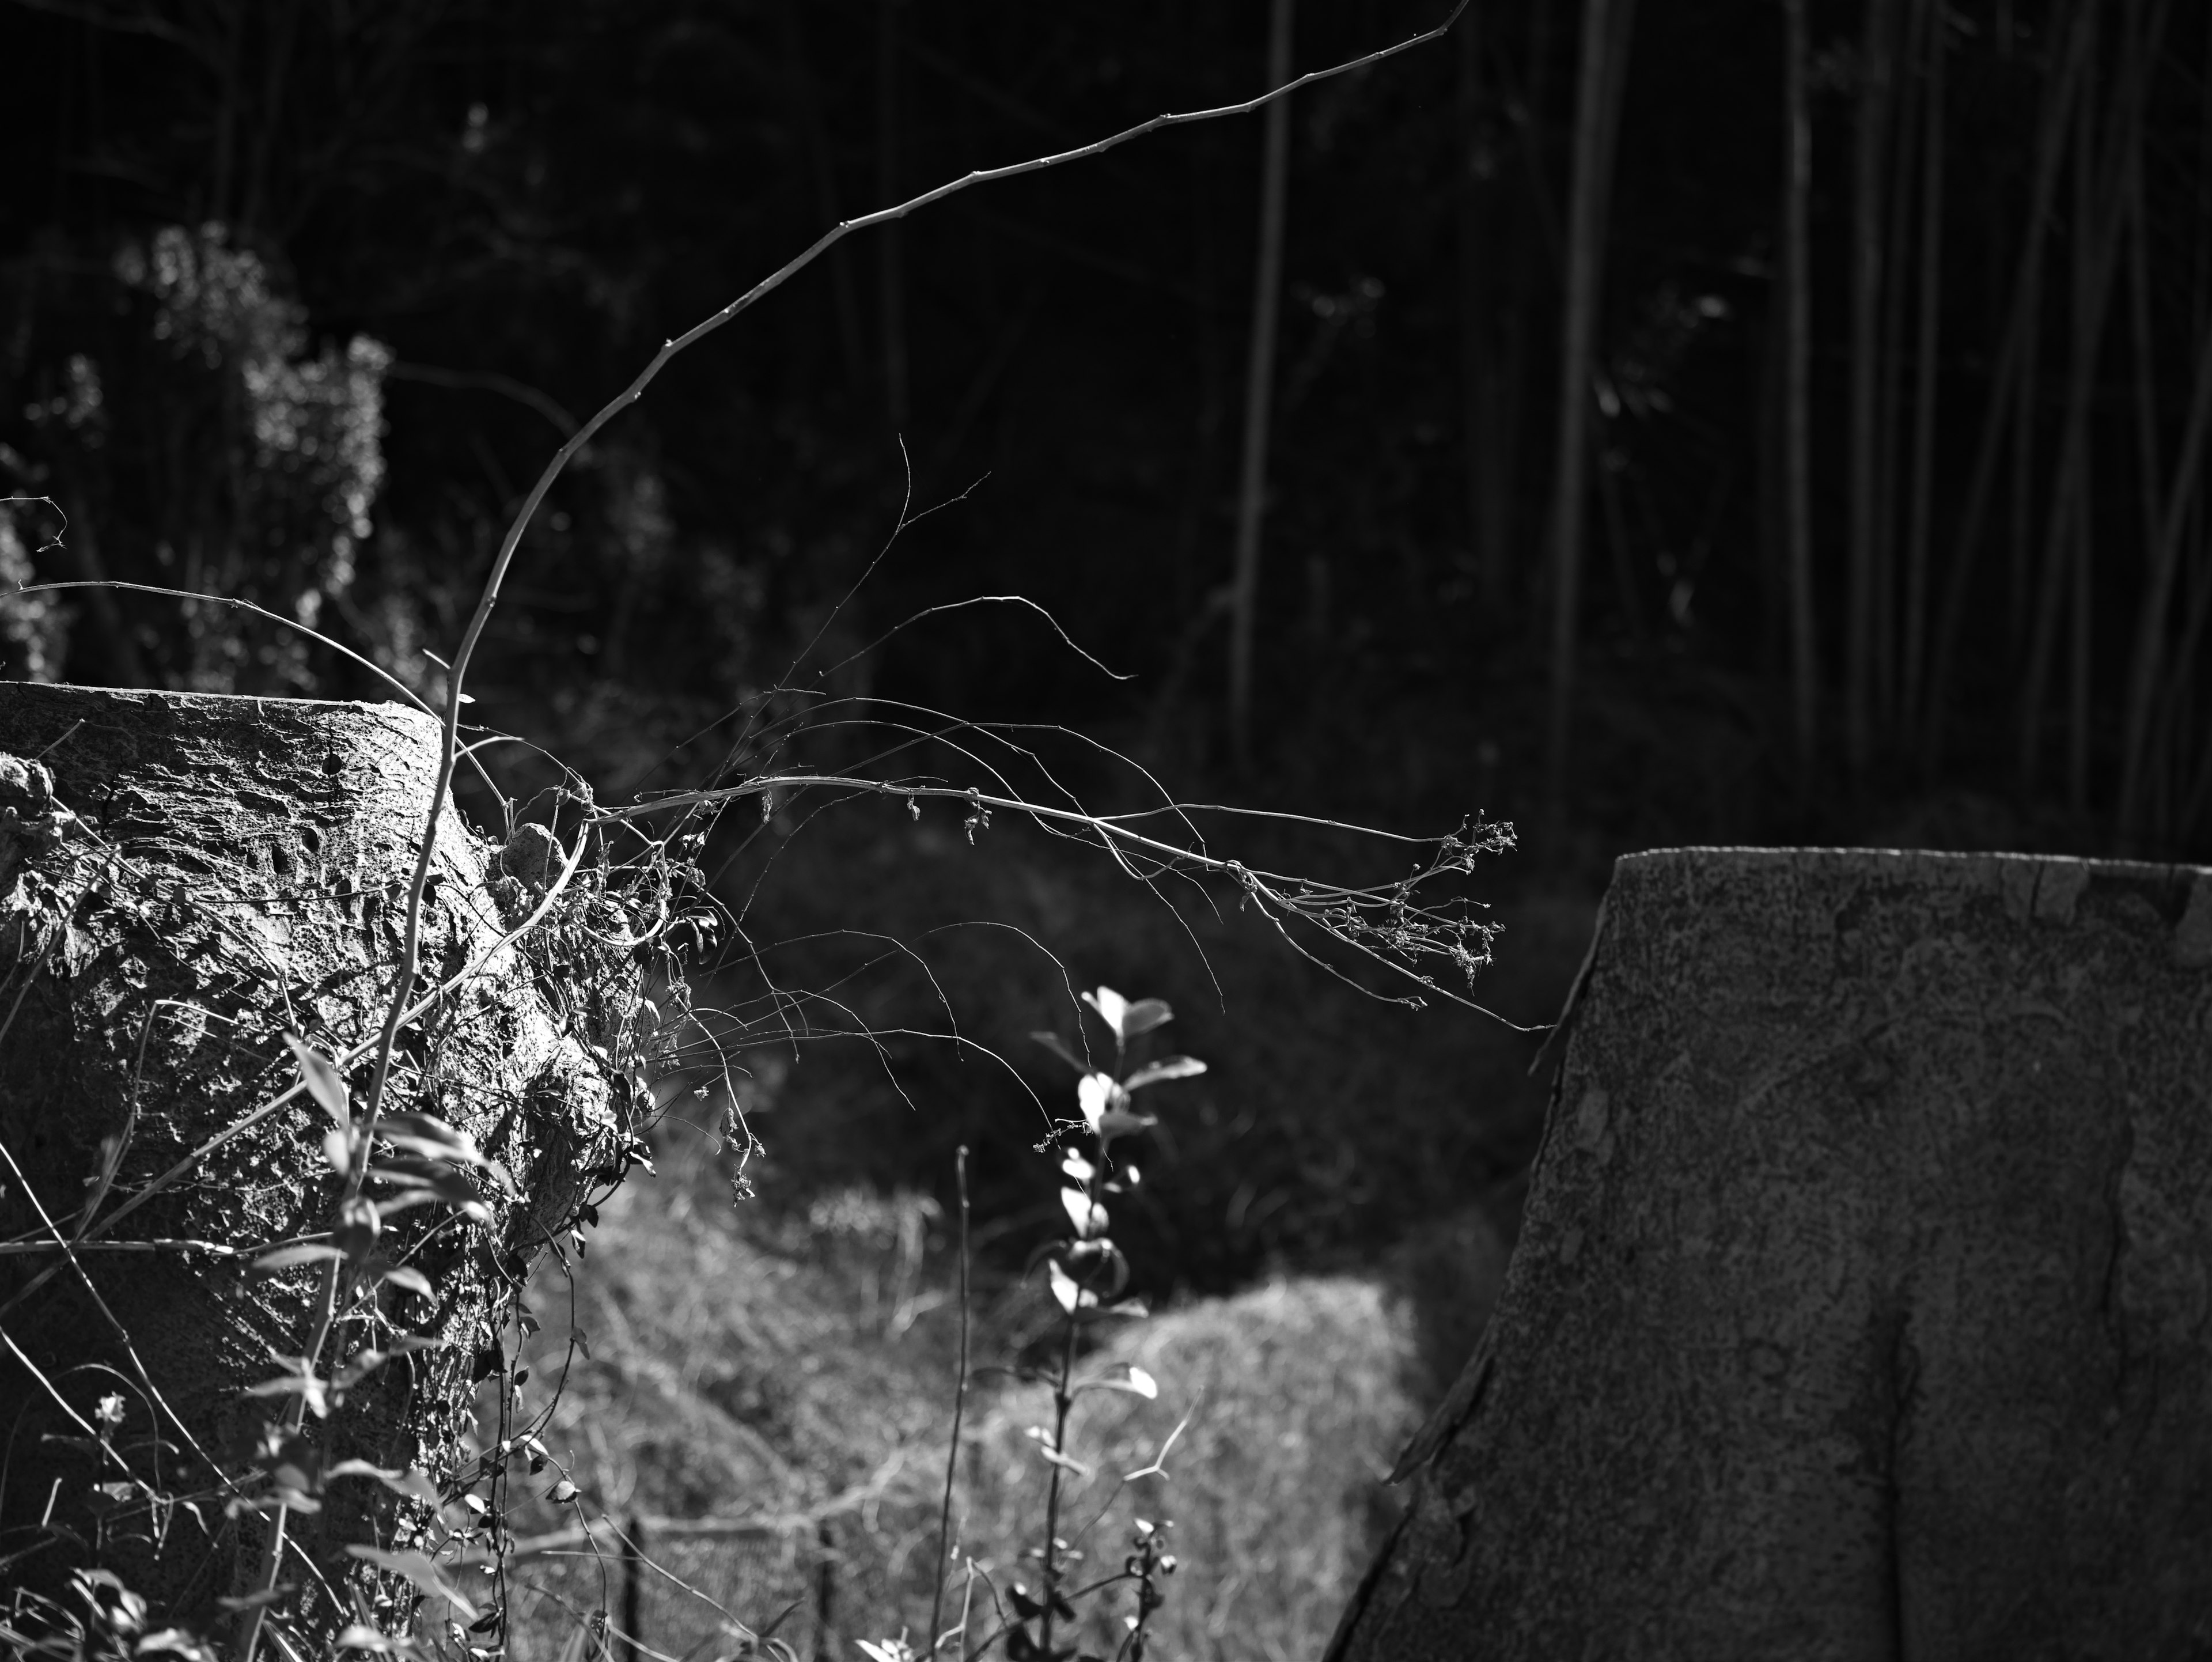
[2179,500,2212,836]
[1595,425,1645,641]
[2126,131,2164,577]
[208,0,244,224]
[876,0,908,429]
[1758,263,1789,680]
[240,0,296,236]
[1782,0,1818,791]
[2008,248,2043,658]
[1920,0,2091,772]
[1226,0,1294,773]
[1846,0,1900,778]
[2115,293,2212,847]
[2069,461,2092,811]
[2018,0,2166,796]
[1900,1,1944,735]
[1873,0,1926,732]
[1459,5,1509,616]
[2032,6,2101,800]
[1542,0,1636,819]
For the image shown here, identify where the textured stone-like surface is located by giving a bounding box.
[1329,847,2212,1661]
[0,683,626,1629]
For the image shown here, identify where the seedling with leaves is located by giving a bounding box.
[1028,987,1195,1661]
[884,986,1198,1662]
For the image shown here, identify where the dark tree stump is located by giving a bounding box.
[0,683,633,1640]
[1328,847,2212,1661]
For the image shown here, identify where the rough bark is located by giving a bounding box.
[1328,846,2212,1660]
[0,683,637,1638]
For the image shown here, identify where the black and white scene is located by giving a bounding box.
[3,1,2211,1656]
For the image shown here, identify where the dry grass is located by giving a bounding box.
[490,1130,1434,1662]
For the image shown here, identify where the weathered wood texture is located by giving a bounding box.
[1329,846,2212,1661]
[0,684,626,1633]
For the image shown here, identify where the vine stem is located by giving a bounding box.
[926,1146,971,1657]
[1038,1286,1084,1659]
[1040,1026,1118,1659]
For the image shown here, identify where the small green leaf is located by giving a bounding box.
[217,1585,298,1614]
[1077,1072,1117,1134]
[1059,1188,1108,1240]
[1096,1108,1157,1142]
[375,1112,495,1171]
[369,1164,491,1221]
[333,1623,414,1655]
[323,1464,441,1508]
[252,1243,344,1274]
[246,1372,329,1419]
[1120,998,1174,1037]
[137,1627,223,1661]
[1081,986,1129,1038]
[1122,1057,1205,1092]
[1029,1030,1090,1074]
[287,1035,350,1127]
[1047,1259,1097,1315]
[325,1458,392,1483]
[370,1261,435,1299]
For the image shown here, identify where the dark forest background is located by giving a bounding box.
[5,0,2212,1281]
[12,0,2212,856]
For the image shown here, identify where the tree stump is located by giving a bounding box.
[0,683,640,1641]
[1327,847,2212,1661]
